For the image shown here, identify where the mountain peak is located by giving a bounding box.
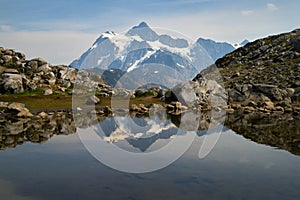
[127,21,158,41]
[101,31,117,38]
[132,22,150,29]
[240,39,249,46]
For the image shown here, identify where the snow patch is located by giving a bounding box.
[131,35,144,42]
[101,31,117,39]
[176,63,185,68]
[91,43,98,49]
[147,40,191,61]
[127,50,155,72]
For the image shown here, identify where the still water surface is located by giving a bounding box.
[0,114,299,200]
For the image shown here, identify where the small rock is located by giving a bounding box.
[39,64,51,73]
[244,106,255,114]
[1,55,12,63]
[0,101,9,109]
[275,106,284,112]
[98,92,109,98]
[59,87,66,92]
[275,101,291,108]
[38,112,48,118]
[286,88,295,97]
[17,109,33,118]
[247,101,257,107]
[180,105,188,110]
[166,104,175,111]
[170,101,182,109]
[231,72,240,78]
[1,73,24,93]
[44,89,53,95]
[104,106,112,114]
[199,120,209,130]
[4,68,19,74]
[31,57,47,66]
[134,89,146,97]
[26,60,38,70]
[284,107,293,113]
[130,104,140,112]
[226,108,235,114]
[263,101,274,109]
[7,102,26,111]
[156,89,165,98]
[138,104,149,112]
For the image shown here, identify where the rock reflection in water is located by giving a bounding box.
[226,112,300,155]
[0,112,76,150]
[0,110,299,156]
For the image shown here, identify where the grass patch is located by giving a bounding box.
[134,89,155,97]
[0,95,72,110]
[0,94,165,111]
[18,88,44,96]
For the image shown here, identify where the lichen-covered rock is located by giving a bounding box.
[1,73,24,93]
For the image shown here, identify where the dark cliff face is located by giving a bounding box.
[214,29,300,89]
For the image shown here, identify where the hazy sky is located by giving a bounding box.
[0,0,299,64]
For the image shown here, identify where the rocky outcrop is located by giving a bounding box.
[194,29,300,114]
[215,29,300,88]
[0,47,108,95]
[225,83,299,114]
[162,71,227,115]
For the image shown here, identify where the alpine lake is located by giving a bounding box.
[0,96,299,200]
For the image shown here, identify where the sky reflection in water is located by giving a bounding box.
[0,115,299,200]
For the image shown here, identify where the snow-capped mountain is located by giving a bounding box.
[70,22,214,82]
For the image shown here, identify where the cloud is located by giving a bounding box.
[0,25,13,32]
[241,10,254,16]
[267,3,278,11]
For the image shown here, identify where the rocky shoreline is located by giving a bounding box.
[1,100,299,156]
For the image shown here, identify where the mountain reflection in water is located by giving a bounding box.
[0,110,299,156]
